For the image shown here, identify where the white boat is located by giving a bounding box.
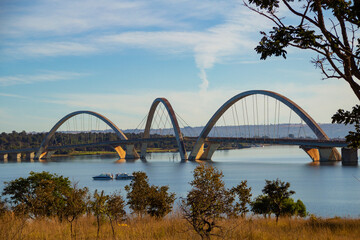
[92,173,113,180]
[115,173,134,180]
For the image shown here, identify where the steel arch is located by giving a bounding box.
[189,90,335,160]
[35,111,128,159]
[140,98,187,160]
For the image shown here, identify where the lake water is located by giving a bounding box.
[1,146,359,218]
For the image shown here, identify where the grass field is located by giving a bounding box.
[1,212,359,240]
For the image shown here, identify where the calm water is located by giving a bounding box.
[1,146,359,218]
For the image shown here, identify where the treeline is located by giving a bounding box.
[1,165,306,239]
[0,131,246,153]
[0,131,182,152]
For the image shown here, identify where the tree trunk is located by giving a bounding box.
[346,77,360,101]
[96,216,100,240]
[70,221,73,239]
[108,215,116,240]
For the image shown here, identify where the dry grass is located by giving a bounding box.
[1,213,359,240]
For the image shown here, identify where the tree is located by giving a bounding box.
[282,198,307,218]
[90,190,108,240]
[105,192,126,239]
[147,185,175,218]
[332,105,360,148]
[230,180,252,218]
[2,171,72,219]
[251,195,272,218]
[180,164,234,240]
[245,0,360,100]
[125,171,151,217]
[251,180,307,220]
[262,179,295,222]
[63,184,89,239]
[125,171,175,219]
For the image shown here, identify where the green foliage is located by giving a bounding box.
[251,179,307,221]
[332,105,360,148]
[251,195,272,217]
[2,171,72,218]
[125,172,151,217]
[125,171,175,218]
[105,191,126,223]
[282,198,307,218]
[231,180,252,217]
[147,185,175,218]
[63,184,89,238]
[90,190,108,239]
[105,191,126,239]
[181,164,234,240]
[262,178,295,222]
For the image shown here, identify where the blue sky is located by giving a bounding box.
[0,0,357,133]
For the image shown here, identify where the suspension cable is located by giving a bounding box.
[287,109,292,138]
[233,102,241,138]
[244,98,250,138]
[277,100,281,138]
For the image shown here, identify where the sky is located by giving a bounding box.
[0,0,358,133]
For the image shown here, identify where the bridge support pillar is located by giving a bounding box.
[125,145,140,159]
[114,145,139,159]
[301,147,341,162]
[140,143,148,160]
[196,143,220,161]
[341,147,358,166]
[114,146,126,159]
[37,151,56,160]
[0,153,8,162]
[192,143,205,161]
[24,152,35,160]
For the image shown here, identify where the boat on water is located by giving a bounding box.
[115,173,134,180]
[92,173,113,180]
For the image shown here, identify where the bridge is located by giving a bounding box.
[0,90,357,164]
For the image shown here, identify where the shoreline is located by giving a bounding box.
[52,148,180,157]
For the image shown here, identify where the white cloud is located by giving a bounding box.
[0,0,232,37]
[3,42,98,57]
[0,71,86,86]
[0,93,27,99]
[0,0,270,91]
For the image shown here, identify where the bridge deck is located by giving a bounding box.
[0,136,347,154]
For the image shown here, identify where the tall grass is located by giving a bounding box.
[1,212,359,240]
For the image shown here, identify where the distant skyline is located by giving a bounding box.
[0,0,357,133]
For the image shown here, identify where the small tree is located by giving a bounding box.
[147,185,175,218]
[125,172,150,217]
[251,195,271,218]
[231,180,252,218]
[63,184,89,239]
[262,179,295,222]
[125,171,175,219]
[105,191,126,239]
[2,171,72,219]
[181,164,234,240]
[282,198,307,218]
[90,190,108,240]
